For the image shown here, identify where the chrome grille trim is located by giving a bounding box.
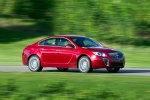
[109,52,124,59]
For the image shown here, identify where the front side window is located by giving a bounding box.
[55,38,71,46]
[71,37,102,47]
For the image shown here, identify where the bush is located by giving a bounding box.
[0,79,17,98]
[13,0,55,21]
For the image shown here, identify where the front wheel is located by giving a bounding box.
[78,56,93,73]
[106,68,120,73]
[57,68,68,71]
[28,55,43,72]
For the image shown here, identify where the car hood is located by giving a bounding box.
[85,47,118,53]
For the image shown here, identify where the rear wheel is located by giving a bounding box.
[106,68,120,73]
[28,55,43,72]
[57,68,68,71]
[78,56,93,73]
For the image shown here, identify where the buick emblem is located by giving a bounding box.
[115,54,119,58]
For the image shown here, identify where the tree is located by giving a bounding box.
[13,0,54,21]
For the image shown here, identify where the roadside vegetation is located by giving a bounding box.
[0,1,150,99]
[0,1,150,66]
[0,0,149,46]
[0,72,150,100]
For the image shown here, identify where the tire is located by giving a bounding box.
[28,55,43,72]
[106,68,120,73]
[57,68,68,71]
[78,56,93,73]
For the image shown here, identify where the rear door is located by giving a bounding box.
[38,38,58,65]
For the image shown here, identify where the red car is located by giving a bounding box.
[22,35,125,73]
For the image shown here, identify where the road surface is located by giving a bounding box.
[0,66,150,76]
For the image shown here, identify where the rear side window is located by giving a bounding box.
[39,38,56,46]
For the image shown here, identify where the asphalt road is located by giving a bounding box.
[0,66,150,76]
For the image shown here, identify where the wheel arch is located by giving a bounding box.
[28,54,41,65]
[28,54,43,72]
[77,54,92,68]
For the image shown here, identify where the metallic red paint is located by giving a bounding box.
[22,35,125,70]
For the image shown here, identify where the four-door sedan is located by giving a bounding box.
[22,35,125,73]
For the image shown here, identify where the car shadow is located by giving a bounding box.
[42,68,150,74]
[118,69,150,73]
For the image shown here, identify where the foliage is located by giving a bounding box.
[0,79,17,99]
[0,0,150,45]
[0,0,15,14]
[13,0,54,21]
[54,0,150,45]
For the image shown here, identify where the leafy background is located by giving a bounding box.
[0,0,149,45]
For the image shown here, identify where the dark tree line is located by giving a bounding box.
[13,0,55,21]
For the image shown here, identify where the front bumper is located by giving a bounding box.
[91,55,125,69]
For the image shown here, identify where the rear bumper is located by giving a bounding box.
[22,51,29,66]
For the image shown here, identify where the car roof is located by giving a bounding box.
[36,35,87,44]
[47,35,86,38]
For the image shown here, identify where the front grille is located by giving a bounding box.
[109,52,123,59]
[112,63,123,67]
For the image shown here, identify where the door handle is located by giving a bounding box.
[56,50,60,52]
[40,48,44,50]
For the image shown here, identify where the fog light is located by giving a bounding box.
[103,58,109,66]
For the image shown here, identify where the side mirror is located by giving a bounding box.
[66,44,74,48]
[99,42,105,47]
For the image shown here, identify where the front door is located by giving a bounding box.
[54,38,76,68]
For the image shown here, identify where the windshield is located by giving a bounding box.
[71,37,102,47]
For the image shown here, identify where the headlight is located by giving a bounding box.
[93,52,106,57]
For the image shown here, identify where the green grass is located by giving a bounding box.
[0,72,150,100]
[0,28,150,68]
